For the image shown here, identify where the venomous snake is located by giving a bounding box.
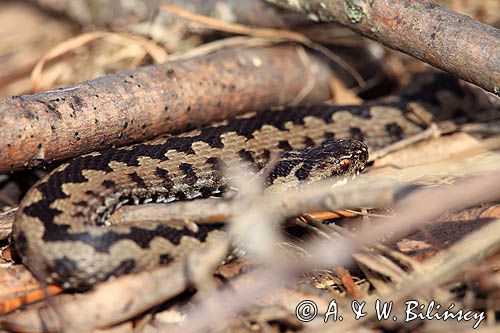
[12,73,479,288]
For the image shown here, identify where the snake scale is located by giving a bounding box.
[12,73,478,288]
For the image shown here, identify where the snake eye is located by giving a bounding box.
[340,159,351,169]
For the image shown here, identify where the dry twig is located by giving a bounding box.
[0,239,230,331]
[0,45,333,172]
[171,163,500,332]
[160,4,365,86]
[268,0,500,95]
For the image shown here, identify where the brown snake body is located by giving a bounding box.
[12,73,479,288]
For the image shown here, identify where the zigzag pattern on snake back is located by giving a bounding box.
[12,73,480,288]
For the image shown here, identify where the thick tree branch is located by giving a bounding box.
[0,45,333,173]
[267,0,500,95]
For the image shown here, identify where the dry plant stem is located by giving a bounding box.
[267,0,500,94]
[309,169,500,269]
[31,0,310,30]
[160,3,311,42]
[3,168,498,331]
[0,209,16,240]
[326,217,500,333]
[327,223,422,271]
[369,124,440,162]
[462,121,500,135]
[0,239,231,332]
[108,198,232,225]
[334,267,363,298]
[176,169,500,332]
[0,286,63,316]
[111,153,500,228]
[276,179,399,217]
[30,32,169,90]
[160,4,365,86]
[167,36,279,61]
[0,45,333,172]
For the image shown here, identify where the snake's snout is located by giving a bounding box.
[265,139,369,188]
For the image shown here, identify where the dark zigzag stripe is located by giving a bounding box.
[41,222,226,252]
[23,101,417,228]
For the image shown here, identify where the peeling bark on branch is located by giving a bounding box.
[0,45,334,173]
[267,0,500,95]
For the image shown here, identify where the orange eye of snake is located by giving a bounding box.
[340,159,351,168]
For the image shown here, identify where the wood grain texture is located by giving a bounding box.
[268,0,500,94]
[0,45,334,172]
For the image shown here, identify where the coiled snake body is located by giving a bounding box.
[12,73,473,288]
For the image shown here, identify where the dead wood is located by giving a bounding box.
[0,44,334,173]
[1,144,498,330]
[267,0,500,95]
[29,0,360,60]
[0,238,230,331]
[165,168,500,332]
[30,0,310,29]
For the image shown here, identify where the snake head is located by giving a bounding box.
[266,139,368,187]
[315,138,368,178]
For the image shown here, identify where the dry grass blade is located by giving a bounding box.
[160,4,365,87]
[369,124,441,162]
[160,4,309,43]
[326,217,500,332]
[167,36,277,61]
[170,164,500,332]
[30,31,168,91]
[0,239,230,331]
[108,198,231,226]
[2,143,498,331]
